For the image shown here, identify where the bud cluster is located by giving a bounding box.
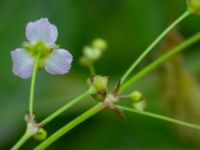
[80,38,107,66]
[129,91,146,111]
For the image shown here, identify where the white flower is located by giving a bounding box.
[11,18,73,79]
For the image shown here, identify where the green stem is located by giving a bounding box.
[40,90,91,126]
[12,54,41,150]
[34,103,105,150]
[118,105,200,130]
[89,63,96,76]
[11,129,32,150]
[29,54,40,116]
[120,31,200,92]
[120,10,190,84]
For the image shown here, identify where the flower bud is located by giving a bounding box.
[83,46,102,61]
[92,38,107,51]
[88,75,109,101]
[33,128,47,141]
[187,0,200,15]
[89,75,108,93]
[130,91,143,102]
[132,100,146,111]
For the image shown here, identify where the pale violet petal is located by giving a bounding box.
[25,18,58,44]
[11,48,34,79]
[45,49,73,75]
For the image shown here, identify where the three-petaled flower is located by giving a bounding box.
[11,18,73,79]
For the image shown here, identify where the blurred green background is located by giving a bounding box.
[1,0,200,149]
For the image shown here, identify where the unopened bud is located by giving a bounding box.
[130,91,143,102]
[88,75,109,101]
[187,0,200,15]
[132,100,146,111]
[33,128,47,141]
[92,38,107,51]
[89,75,108,93]
[83,46,102,61]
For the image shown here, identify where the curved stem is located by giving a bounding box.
[40,90,91,126]
[120,31,200,92]
[118,105,200,130]
[34,103,105,150]
[12,54,40,150]
[29,54,40,116]
[120,10,190,84]
[11,129,32,150]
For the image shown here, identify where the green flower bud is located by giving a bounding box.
[130,91,143,102]
[132,100,146,111]
[92,38,107,51]
[90,75,108,93]
[88,75,109,101]
[187,0,200,15]
[83,46,102,61]
[92,48,102,60]
[33,128,47,141]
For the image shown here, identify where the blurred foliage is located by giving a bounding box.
[1,0,200,149]
[159,30,200,147]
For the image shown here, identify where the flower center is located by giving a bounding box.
[23,41,58,68]
[23,41,53,58]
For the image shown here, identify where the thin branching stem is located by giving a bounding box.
[120,10,190,84]
[34,103,105,150]
[35,28,200,149]
[120,31,200,92]
[118,105,200,130]
[11,128,32,150]
[40,90,91,126]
